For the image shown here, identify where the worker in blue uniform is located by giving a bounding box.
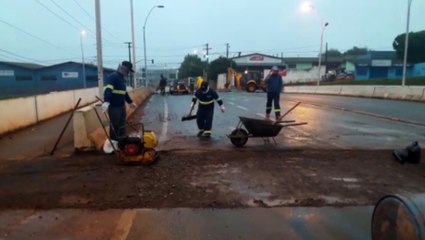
[265,66,283,120]
[101,61,137,144]
[191,81,225,138]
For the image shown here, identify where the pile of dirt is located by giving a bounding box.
[0,149,423,209]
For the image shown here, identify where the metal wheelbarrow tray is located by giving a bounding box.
[227,116,307,147]
[227,102,307,147]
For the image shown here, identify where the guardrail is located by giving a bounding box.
[0,88,98,136]
[73,87,153,151]
[0,87,153,138]
[284,85,425,101]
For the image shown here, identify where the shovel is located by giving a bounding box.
[181,104,197,121]
[274,102,302,125]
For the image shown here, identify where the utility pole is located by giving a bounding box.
[130,0,137,88]
[124,42,132,87]
[226,43,229,58]
[95,0,104,98]
[402,0,413,86]
[124,42,132,62]
[203,43,212,80]
[325,42,328,74]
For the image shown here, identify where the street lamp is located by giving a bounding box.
[301,2,329,86]
[80,30,86,88]
[318,22,329,86]
[143,5,164,87]
[402,0,413,86]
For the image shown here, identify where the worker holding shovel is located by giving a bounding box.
[183,81,225,138]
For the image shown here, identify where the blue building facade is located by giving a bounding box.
[0,61,114,98]
[354,51,415,80]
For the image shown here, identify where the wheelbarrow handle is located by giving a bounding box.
[274,102,301,125]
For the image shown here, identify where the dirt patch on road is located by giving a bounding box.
[0,149,424,209]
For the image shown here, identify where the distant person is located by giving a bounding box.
[102,61,137,148]
[159,74,167,95]
[265,66,283,121]
[189,77,195,94]
[191,81,225,138]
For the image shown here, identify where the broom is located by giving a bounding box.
[181,103,197,121]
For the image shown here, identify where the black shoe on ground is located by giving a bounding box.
[197,131,204,137]
[202,132,211,138]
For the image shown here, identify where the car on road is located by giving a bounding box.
[336,72,355,80]
[169,81,190,95]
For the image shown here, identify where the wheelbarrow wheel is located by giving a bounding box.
[230,128,248,147]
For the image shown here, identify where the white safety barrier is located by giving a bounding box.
[73,87,153,151]
[284,85,425,102]
[0,87,100,136]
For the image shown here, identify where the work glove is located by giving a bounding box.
[220,105,225,113]
[130,102,137,109]
[101,102,110,113]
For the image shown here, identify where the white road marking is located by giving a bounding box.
[256,113,265,118]
[228,101,235,105]
[160,98,168,142]
[110,210,137,240]
[237,105,248,111]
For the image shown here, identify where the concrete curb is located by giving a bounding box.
[73,87,153,151]
[284,85,425,102]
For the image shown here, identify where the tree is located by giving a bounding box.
[208,57,235,80]
[393,30,425,64]
[343,46,368,58]
[178,54,204,79]
[325,49,343,58]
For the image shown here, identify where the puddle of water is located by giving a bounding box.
[331,177,359,183]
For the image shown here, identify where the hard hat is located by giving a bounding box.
[271,66,279,71]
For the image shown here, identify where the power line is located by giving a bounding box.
[34,0,81,32]
[0,18,79,57]
[50,0,95,35]
[72,0,123,42]
[0,52,21,61]
[0,48,42,63]
[0,18,60,49]
[34,0,118,45]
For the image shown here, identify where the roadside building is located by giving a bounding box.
[355,51,413,80]
[0,61,114,98]
[231,53,287,72]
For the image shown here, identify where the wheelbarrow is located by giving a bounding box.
[227,102,307,147]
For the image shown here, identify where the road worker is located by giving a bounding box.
[265,66,283,120]
[191,81,225,138]
[101,61,137,148]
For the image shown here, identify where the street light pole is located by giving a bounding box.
[143,5,164,87]
[318,22,329,86]
[130,0,137,88]
[94,0,104,98]
[402,0,413,86]
[80,30,86,88]
[300,2,328,86]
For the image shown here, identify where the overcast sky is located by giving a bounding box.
[1,0,424,69]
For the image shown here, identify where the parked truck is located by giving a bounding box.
[227,68,266,93]
[226,67,287,93]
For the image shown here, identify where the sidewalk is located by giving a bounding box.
[0,112,75,161]
[0,207,372,240]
